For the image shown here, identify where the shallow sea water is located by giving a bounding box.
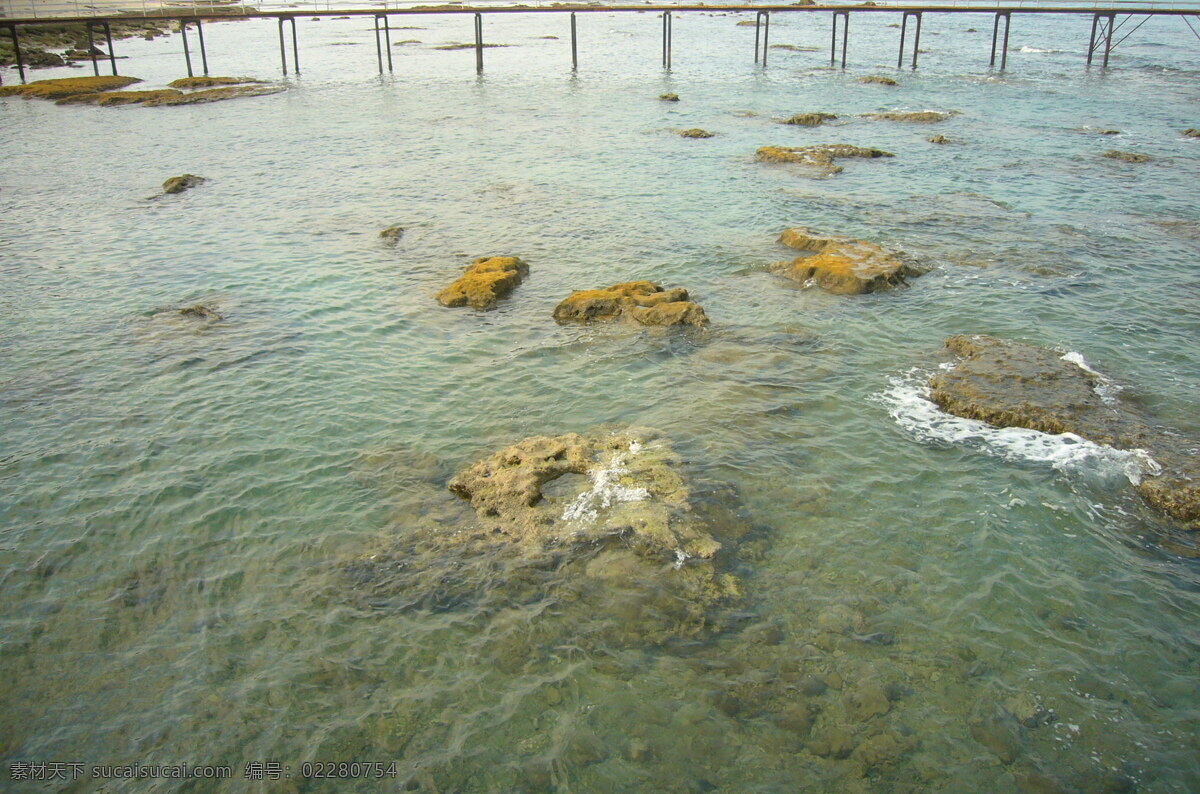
[2,7,1199,792]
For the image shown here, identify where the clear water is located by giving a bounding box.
[2,8,1199,792]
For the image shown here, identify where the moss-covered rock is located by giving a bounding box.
[862,110,955,123]
[779,112,837,126]
[57,89,181,106]
[141,85,285,106]
[553,281,708,326]
[162,174,206,194]
[858,75,899,86]
[658,92,680,102]
[929,335,1200,530]
[1102,149,1151,163]
[678,128,715,138]
[769,227,925,294]
[755,144,893,176]
[167,76,264,88]
[435,256,528,309]
[0,75,141,100]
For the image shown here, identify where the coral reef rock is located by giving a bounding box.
[929,334,1200,530]
[769,227,925,294]
[162,174,206,194]
[928,134,950,144]
[755,144,893,176]
[552,281,708,327]
[435,256,528,309]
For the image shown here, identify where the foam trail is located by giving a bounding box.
[1060,351,1123,406]
[876,369,1160,485]
[562,443,650,522]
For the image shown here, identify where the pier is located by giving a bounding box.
[2,0,1199,83]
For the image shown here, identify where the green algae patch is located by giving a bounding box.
[0,75,141,100]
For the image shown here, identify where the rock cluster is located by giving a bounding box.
[552,282,708,327]
[769,228,926,295]
[929,335,1199,529]
[755,144,893,176]
[435,256,528,309]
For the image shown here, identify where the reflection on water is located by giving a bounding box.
[2,7,1199,793]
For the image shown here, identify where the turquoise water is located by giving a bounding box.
[2,8,1199,792]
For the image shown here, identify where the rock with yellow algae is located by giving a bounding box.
[678,128,715,138]
[553,281,707,326]
[57,89,182,106]
[162,174,207,195]
[779,112,837,126]
[929,334,1200,531]
[167,76,264,88]
[0,75,141,100]
[862,110,955,123]
[859,75,899,86]
[771,227,925,294]
[658,92,680,102]
[435,256,528,309]
[755,144,893,177]
[141,85,285,106]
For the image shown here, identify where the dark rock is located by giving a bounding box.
[780,112,837,126]
[162,174,206,194]
[678,128,715,138]
[858,75,899,86]
[379,224,404,240]
[928,134,950,144]
[1102,149,1151,163]
[179,304,222,321]
[659,92,680,101]
[862,110,955,123]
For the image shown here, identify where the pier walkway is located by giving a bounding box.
[2,0,1198,83]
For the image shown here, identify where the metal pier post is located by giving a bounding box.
[472,13,482,74]
[990,12,1011,70]
[831,11,848,69]
[898,11,922,69]
[86,23,100,77]
[6,25,25,84]
[181,21,194,78]
[1087,13,1116,68]
[570,12,578,70]
[195,19,208,75]
[278,17,299,75]
[374,14,393,73]
[754,10,770,66]
[662,11,672,70]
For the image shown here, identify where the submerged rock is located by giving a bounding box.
[678,128,715,138]
[1183,129,1199,138]
[552,281,708,327]
[167,76,264,88]
[1102,149,1151,163]
[929,335,1200,530]
[859,75,899,86]
[435,256,528,309]
[780,112,837,127]
[142,85,285,106]
[755,144,893,177]
[179,304,222,321]
[0,75,141,100]
[162,174,206,194]
[379,224,405,240]
[862,110,954,123]
[659,92,680,102]
[56,89,182,106]
[769,227,925,294]
[928,134,950,144]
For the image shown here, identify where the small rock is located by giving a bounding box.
[379,224,404,240]
[1102,149,1151,163]
[167,76,263,89]
[845,681,891,722]
[1097,129,1121,135]
[858,75,899,86]
[678,128,715,138]
[928,134,950,144]
[770,227,925,295]
[162,174,206,194]
[179,304,222,321]
[755,144,893,176]
[799,676,828,696]
[780,112,837,126]
[809,725,855,758]
[435,256,528,310]
[851,731,912,769]
[659,92,680,102]
[774,701,814,735]
[969,711,1024,764]
[553,281,707,327]
[1183,129,1200,138]
[862,110,955,123]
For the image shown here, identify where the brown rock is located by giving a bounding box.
[809,726,855,758]
[755,144,893,176]
[859,75,899,86]
[928,134,950,144]
[379,224,404,240]
[930,335,1200,529]
[774,702,815,736]
[851,731,913,769]
[780,112,837,127]
[553,281,707,327]
[659,92,680,101]
[862,110,954,123]
[678,128,715,138]
[0,75,141,100]
[167,76,263,88]
[1183,129,1200,138]
[162,174,206,194]
[179,304,222,320]
[770,227,925,294]
[435,256,528,309]
[1102,149,1151,163]
[969,711,1024,764]
[56,89,182,106]
[845,681,891,722]
[142,85,285,106]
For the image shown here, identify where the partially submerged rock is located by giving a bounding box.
[432,42,510,50]
[162,174,206,194]
[379,224,404,240]
[1102,149,1151,163]
[769,227,925,294]
[928,134,950,144]
[179,304,222,321]
[435,256,528,309]
[1183,129,1199,138]
[929,335,1200,530]
[859,75,899,86]
[755,144,894,177]
[678,128,714,138]
[167,76,264,88]
[56,89,182,106]
[658,92,680,102]
[142,85,285,106]
[0,75,141,100]
[552,281,708,327]
[862,110,954,123]
[780,112,837,127]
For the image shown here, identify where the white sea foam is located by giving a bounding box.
[1060,351,1123,406]
[876,369,1160,485]
[561,443,650,522]
[1016,46,1065,54]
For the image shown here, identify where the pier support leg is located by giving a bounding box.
[990,12,1010,70]
[830,11,848,69]
[6,25,25,84]
[1087,13,1115,68]
[899,11,924,69]
[475,12,483,73]
[196,19,208,75]
[182,21,194,78]
[101,22,118,75]
[662,11,672,70]
[570,12,577,70]
[754,11,770,66]
[911,12,922,68]
[87,23,99,77]
[374,15,393,73]
[278,17,298,75]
